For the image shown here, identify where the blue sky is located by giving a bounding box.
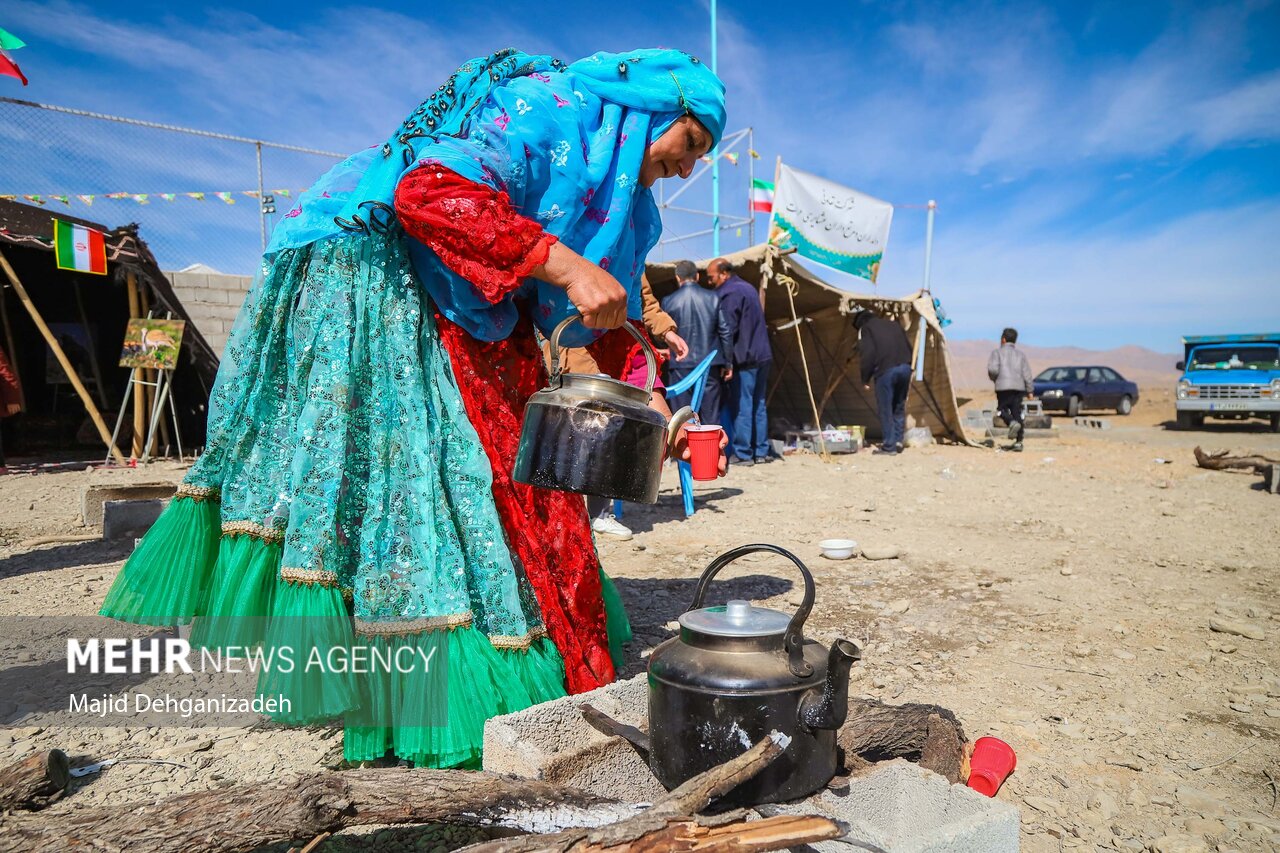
[2,0,1278,350]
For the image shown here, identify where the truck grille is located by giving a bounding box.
[1197,385,1263,399]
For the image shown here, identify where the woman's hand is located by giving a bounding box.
[664,331,690,361]
[672,424,729,477]
[534,242,628,329]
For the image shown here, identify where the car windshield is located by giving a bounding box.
[1189,346,1279,371]
[1035,367,1086,382]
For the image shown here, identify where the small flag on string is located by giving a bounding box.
[77,195,94,206]
[186,192,205,201]
[748,149,761,160]
[722,152,739,165]
[22,194,44,205]
[104,192,129,199]
[159,193,176,202]
[750,178,774,214]
[132,193,149,204]
[52,195,70,205]
[53,218,107,275]
[215,192,234,204]
[699,155,713,164]
[0,26,28,86]
[241,190,259,198]
[274,189,292,198]
[0,194,15,200]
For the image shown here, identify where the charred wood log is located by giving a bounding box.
[0,749,70,811]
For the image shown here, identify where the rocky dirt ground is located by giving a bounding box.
[0,390,1276,853]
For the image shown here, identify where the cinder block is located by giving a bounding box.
[102,499,169,541]
[482,673,664,803]
[767,760,1020,852]
[83,483,178,526]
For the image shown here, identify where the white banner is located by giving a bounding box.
[769,164,893,283]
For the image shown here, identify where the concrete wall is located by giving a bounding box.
[164,271,253,358]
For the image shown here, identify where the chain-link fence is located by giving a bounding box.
[0,96,343,275]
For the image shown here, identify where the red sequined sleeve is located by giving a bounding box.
[394,165,558,304]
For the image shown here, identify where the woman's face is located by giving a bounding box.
[640,116,713,187]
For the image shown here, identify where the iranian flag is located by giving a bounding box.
[0,26,28,86]
[53,218,107,275]
[750,178,774,213]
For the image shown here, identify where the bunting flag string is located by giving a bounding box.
[0,188,308,206]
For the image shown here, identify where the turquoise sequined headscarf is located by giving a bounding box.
[270,49,726,346]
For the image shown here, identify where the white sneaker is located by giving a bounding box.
[591,513,633,540]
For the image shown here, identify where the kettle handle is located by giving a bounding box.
[546,314,657,394]
[689,544,815,679]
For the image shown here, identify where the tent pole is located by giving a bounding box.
[710,0,719,257]
[0,248,126,464]
[922,199,936,294]
[747,128,755,247]
[256,142,267,253]
[780,275,830,462]
[126,271,144,457]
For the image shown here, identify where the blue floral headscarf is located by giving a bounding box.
[270,49,726,346]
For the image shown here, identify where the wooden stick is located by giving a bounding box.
[1194,445,1278,475]
[0,767,634,853]
[126,270,144,458]
[0,249,125,463]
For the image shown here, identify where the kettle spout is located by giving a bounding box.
[800,639,862,731]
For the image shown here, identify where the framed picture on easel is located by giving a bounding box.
[119,318,185,370]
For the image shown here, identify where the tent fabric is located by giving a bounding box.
[646,243,970,444]
[0,198,219,449]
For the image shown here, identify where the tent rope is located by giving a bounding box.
[779,274,831,462]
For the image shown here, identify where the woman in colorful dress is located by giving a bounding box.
[100,48,725,769]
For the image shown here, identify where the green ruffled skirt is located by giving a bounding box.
[100,494,631,769]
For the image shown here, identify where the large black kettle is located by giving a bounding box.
[647,544,862,806]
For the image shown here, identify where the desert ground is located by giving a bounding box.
[0,385,1277,852]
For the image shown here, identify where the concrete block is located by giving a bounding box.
[482,673,664,803]
[83,482,178,526]
[984,427,1058,440]
[1070,416,1111,430]
[768,760,1020,852]
[102,499,169,540]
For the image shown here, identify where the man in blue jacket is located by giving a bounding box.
[660,260,729,425]
[708,258,773,465]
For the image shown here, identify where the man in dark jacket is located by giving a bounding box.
[708,258,773,465]
[660,260,728,424]
[854,310,913,455]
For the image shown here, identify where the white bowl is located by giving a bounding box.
[819,539,858,560]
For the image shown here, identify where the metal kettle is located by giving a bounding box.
[514,315,686,504]
[647,544,862,806]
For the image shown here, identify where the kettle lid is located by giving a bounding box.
[679,599,791,638]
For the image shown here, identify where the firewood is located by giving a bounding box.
[0,749,70,811]
[838,697,968,783]
[461,733,842,852]
[0,768,632,853]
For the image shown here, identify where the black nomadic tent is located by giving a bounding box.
[0,199,218,460]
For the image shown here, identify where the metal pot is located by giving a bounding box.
[647,544,862,805]
[513,315,686,504]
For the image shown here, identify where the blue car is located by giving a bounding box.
[1033,366,1140,417]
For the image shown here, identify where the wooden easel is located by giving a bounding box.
[104,312,184,464]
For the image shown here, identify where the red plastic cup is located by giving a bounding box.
[967,736,1016,797]
[685,425,724,481]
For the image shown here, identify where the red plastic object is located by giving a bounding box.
[685,425,724,481]
[967,736,1016,796]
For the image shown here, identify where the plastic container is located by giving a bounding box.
[819,539,858,560]
[967,736,1017,797]
[685,425,724,481]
